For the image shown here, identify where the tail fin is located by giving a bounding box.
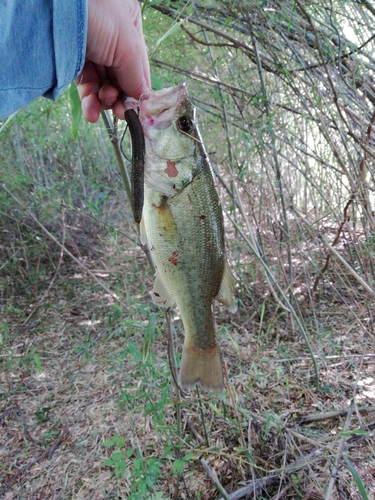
[180,344,224,392]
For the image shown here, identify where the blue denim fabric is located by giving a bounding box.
[0,0,87,119]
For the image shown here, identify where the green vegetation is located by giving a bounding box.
[1,1,374,498]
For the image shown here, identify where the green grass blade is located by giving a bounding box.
[69,82,82,141]
[344,457,369,500]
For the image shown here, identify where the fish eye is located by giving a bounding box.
[177,115,193,133]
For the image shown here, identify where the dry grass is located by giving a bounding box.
[1,195,374,500]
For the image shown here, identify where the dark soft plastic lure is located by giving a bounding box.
[125,108,145,224]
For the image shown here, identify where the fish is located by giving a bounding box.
[126,83,236,391]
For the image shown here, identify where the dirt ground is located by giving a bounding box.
[1,202,374,499]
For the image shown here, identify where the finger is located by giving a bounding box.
[98,83,119,108]
[76,61,101,99]
[81,92,101,123]
[112,98,126,120]
[86,0,150,101]
[112,3,151,99]
[76,62,102,122]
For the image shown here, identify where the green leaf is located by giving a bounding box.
[149,18,185,60]
[173,459,185,474]
[69,82,82,141]
[263,413,281,439]
[112,451,124,461]
[344,457,369,500]
[0,111,18,133]
[33,353,42,373]
[118,459,127,477]
[341,429,369,437]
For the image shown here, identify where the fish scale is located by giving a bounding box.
[146,166,224,340]
[127,83,236,391]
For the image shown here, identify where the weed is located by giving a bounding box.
[128,453,163,499]
[345,457,370,500]
[33,353,42,374]
[102,435,164,496]
[172,453,194,475]
[102,434,130,479]
[35,407,50,424]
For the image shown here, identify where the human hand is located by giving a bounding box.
[77,0,150,123]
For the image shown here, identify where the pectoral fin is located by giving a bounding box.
[151,272,175,308]
[217,261,237,313]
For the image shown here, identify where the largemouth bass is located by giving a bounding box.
[126,83,236,391]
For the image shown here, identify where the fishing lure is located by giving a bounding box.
[124,108,145,224]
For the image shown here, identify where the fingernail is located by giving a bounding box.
[141,83,150,100]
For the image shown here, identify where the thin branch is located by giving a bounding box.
[298,405,375,424]
[0,424,69,497]
[200,458,231,500]
[0,184,123,305]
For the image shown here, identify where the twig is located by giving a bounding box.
[324,400,355,500]
[0,184,123,305]
[225,205,319,387]
[0,424,69,496]
[150,3,276,72]
[14,401,42,445]
[200,458,231,500]
[298,405,375,424]
[228,473,280,500]
[0,407,14,420]
[223,360,246,448]
[272,482,294,500]
[181,409,205,444]
[291,206,375,298]
[181,24,237,49]
[228,449,323,500]
[166,310,187,499]
[21,209,67,326]
[152,59,251,96]
[312,196,354,294]
[271,354,375,363]
[196,386,210,447]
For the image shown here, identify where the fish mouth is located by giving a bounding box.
[125,82,194,133]
[141,82,188,115]
[140,83,191,131]
[124,83,188,117]
[123,84,189,222]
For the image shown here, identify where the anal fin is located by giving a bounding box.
[217,260,237,313]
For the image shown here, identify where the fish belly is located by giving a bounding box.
[143,169,225,390]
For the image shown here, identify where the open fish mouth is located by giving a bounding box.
[126,83,190,133]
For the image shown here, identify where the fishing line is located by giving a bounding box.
[120,119,131,163]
